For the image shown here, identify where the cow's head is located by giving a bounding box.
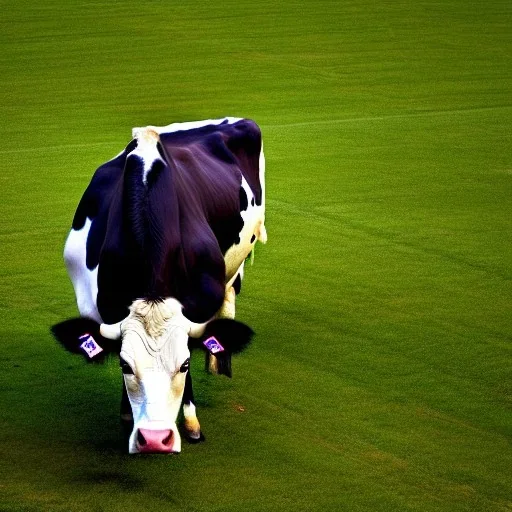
[51,298,253,454]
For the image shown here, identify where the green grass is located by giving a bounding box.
[1,0,511,510]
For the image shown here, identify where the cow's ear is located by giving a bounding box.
[51,318,119,363]
[189,319,254,378]
[199,318,254,354]
[188,318,253,375]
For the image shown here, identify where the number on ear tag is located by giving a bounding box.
[203,336,225,355]
[79,333,104,358]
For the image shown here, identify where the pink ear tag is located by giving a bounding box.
[79,333,103,358]
[203,336,225,354]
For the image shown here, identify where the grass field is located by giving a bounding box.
[1,1,511,510]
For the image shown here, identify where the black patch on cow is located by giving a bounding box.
[86,151,154,321]
[51,318,120,362]
[71,146,130,270]
[129,149,227,321]
[146,158,167,189]
[204,133,237,164]
[239,186,248,212]
[90,154,149,323]
[160,119,263,207]
[72,141,136,232]
[159,128,245,256]
[181,265,226,323]
[86,213,108,270]
[233,273,242,295]
[123,153,148,251]
[251,197,255,206]
[250,234,256,243]
[156,141,167,160]
[96,154,171,317]
[210,214,243,254]
[120,380,132,415]
[225,120,263,206]
[96,250,139,324]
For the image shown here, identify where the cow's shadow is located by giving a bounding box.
[48,320,128,453]
[58,360,129,454]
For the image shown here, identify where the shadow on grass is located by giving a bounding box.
[75,469,145,491]
[2,328,128,452]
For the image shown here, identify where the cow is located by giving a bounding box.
[52,117,267,454]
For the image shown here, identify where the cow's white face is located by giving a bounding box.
[114,299,197,454]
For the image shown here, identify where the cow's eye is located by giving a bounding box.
[120,357,134,375]
[179,358,190,373]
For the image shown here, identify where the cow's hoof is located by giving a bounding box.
[183,416,204,443]
[186,431,205,444]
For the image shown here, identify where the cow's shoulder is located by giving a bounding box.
[157,117,263,205]
[71,140,136,274]
[72,140,137,230]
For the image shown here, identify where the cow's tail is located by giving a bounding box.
[256,221,267,244]
[248,220,267,266]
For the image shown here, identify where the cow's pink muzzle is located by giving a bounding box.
[136,428,175,454]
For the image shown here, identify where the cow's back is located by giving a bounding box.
[64,118,265,324]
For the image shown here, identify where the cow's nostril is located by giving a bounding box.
[137,430,147,447]
[162,431,173,446]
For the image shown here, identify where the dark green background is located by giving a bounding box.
[1,1,510,510]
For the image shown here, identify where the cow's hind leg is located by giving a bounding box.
[206,280,238,374]
[182,371,204,443]
[218,284,237,320]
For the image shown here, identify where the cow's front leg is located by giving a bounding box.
[182,371,204,443]
[120,380,133,447]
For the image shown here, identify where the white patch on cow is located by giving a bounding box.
[183,401,202,440]
[218,142,266,325]
[63,218,101,323]
[129,128,165,185]
[224,175,266,280]
[259,141,266,208]
[129,298,187,338]
[125,370,183,453]
[183,401,197,420]
[120,299,191,454]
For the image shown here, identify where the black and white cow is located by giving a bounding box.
[52,117,266,454]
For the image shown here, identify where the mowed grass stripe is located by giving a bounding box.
[1,104,511,156]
